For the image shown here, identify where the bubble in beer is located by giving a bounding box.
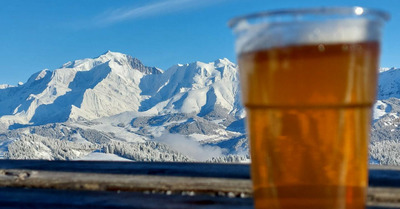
[318,44,325,52]
[342,45,349,51]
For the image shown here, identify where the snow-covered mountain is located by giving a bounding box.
[0,51,243,129]
[0,51,247,162]
[0,51,164,129]
[0,51,399,165]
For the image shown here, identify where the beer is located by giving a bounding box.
[238,42,379,209]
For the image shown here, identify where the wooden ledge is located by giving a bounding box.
[0,169,252,197]
[0,160,399,208]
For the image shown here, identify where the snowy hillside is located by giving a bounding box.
[370,67,400,165]
[0,52,248,162]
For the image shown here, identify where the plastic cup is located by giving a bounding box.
[229,7,388,209]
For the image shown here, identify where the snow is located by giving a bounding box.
[379,67,393,73]
[390,113,399,119]
[0,84,13,89]
[0,139,14,159]
[373,100,390,120]
[154,133,226,161]
[189,133,228,142]
[73,151,133,161]
[70,132,92,144]
[377,67,400,100]
[35,69,49,80]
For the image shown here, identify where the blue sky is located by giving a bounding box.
[0,0,399,85]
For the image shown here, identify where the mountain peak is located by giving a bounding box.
[215,58,231,63]
[215,58,235,66]
[97,51,163,74]
[379,67,399,73]
[99,50,126,59]
[60,51,162,75]
[0,84,13,89]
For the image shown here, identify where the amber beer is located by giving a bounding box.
[238,42,379,209]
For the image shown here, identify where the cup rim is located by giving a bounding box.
[228,7,390,29]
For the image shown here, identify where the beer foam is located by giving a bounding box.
[234,18,383,54]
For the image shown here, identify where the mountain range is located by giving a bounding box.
[0,51,398,164]
[0,51,247,162]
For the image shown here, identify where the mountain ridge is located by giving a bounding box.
[0,51,209,128]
